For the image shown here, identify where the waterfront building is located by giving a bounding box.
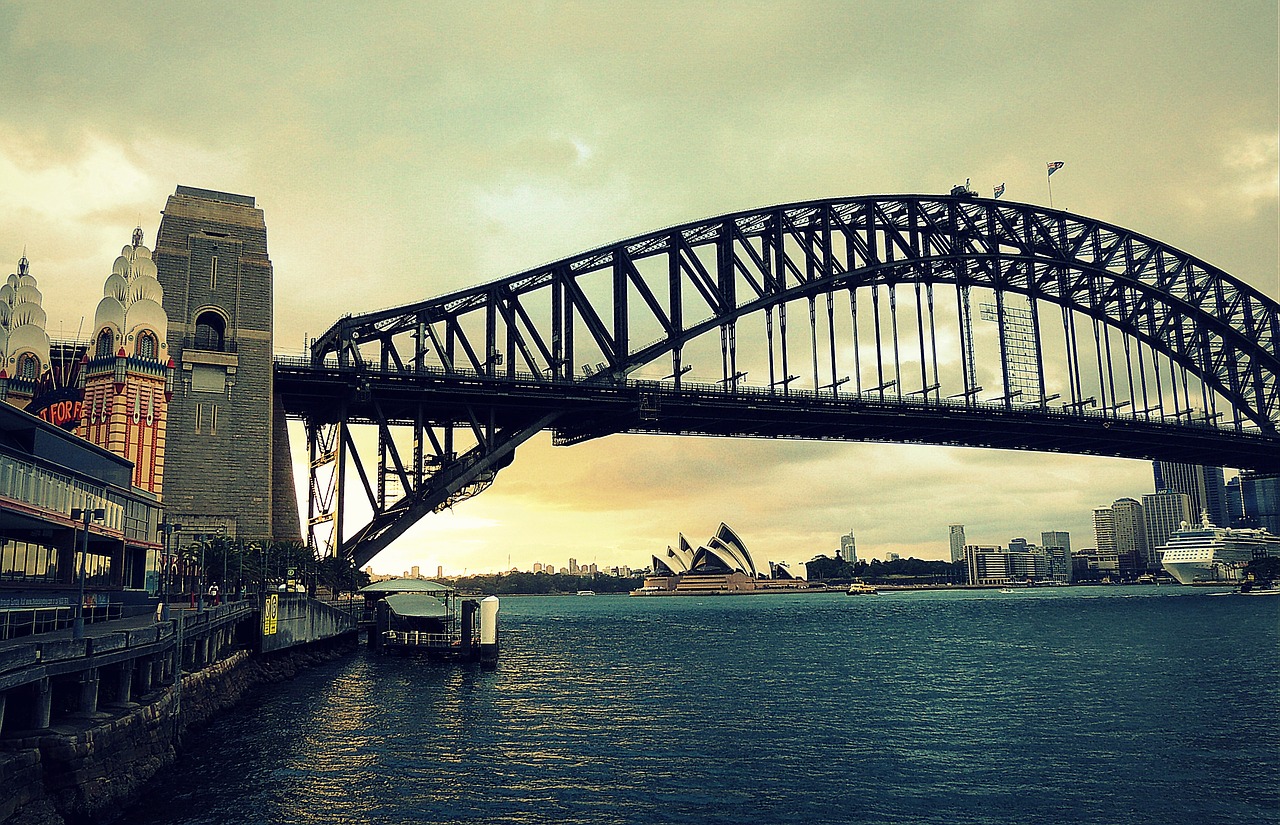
[1239,470,1280,535]
[568,558,579,575]
[1110,498,1148,574]
[1141,491,1193,569]
[1046,545,1072,583]
[1071,548,1122,581]
[839,529,858,563]
[79,229,173,498]
[948,524,965,563]
[1152,462,1228,529]
[153,186,299,543]
[964,545,1008,585]
[0,400,163,607]
[965,543,1068,585]
[1092,507,1115,553]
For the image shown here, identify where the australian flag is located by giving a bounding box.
[1047,161,1065,176]
[993,183,1006,199]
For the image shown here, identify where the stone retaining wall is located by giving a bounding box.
[1,634,356,825]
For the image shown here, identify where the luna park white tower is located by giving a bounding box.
[0,255,52,407]
[79,228,175,497]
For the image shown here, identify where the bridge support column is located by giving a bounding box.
[34,678,51,730]
[112,662,134,706]
[137,657,153,695]
[0,690,7,736]
[76,669,100,717]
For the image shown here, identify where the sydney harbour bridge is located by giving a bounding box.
[272,194,1280,567]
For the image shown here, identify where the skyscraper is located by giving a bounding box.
[1240,471,1280,535]
[1153,462,1228,527]
[1040,530,1070,554]
[1140,491,1192,569]
[1092,507,1115,552]
[155,186,300,543]
[949,525,966,563]
[1111,498,1148,573]
[840,529,858,563]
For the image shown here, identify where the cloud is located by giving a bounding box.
[2,3,1272,575]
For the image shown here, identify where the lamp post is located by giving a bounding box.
[197,534,207,614]
[71,507,106,639]
[158,521,182,606]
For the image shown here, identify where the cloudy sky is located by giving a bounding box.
[1,2,1276,575]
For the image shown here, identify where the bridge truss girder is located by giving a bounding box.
[297,195,1280,564]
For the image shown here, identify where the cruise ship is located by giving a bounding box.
[1159,513,1280,585]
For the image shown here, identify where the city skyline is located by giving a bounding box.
[1,3,1275,575]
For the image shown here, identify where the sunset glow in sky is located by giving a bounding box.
[2,2,1276,575]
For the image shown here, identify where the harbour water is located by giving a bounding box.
[119,588,1279,825]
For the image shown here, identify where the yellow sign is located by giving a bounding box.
[263,594,278,635]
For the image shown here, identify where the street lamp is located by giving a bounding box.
[158,521,182,606]
[71,507,106,639]
[196,534,207,614]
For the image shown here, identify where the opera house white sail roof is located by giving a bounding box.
[651,523,799,580]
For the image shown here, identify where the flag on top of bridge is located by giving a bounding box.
[1047,161,1065,176]
[993,183,1006,199]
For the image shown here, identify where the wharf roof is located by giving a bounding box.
[359,578,454,595]
[384,593,450,619]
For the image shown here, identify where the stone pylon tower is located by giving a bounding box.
[80,228,174,496]
[152,186,301,543]
[0,255,51,409]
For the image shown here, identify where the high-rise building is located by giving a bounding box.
[1224,476,1245,526]
[1111,498,1147,572]
[949,524,966,563]
[154,186,300,543]
[568,558,579,575]
[1093,507,1115,552]
[840,529,858,563]
[1141,491,1193,568]
[1153,462,1228,527]
[1040,531,1070,554]
[411,565,421,579]
[1240,471,1280,535]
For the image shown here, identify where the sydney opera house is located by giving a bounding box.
[631,523,808,595]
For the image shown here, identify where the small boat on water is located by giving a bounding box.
[576,590,597,596]
[846,582,878,595]
[998,588,1016,594]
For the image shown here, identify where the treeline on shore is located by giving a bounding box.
[806,555,966,584]
[448,571,645,595]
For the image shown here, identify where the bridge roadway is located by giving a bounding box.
[273,357,1280,473]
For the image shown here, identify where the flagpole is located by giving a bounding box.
[1047,171,1054,209]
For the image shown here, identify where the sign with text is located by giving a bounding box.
[263,593,278,635]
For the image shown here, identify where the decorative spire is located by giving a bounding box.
[132,226,144,248]
[17,254,28,277]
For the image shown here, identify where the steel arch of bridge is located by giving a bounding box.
[294,195,1280,566]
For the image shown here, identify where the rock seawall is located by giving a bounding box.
[1,635,356,825]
